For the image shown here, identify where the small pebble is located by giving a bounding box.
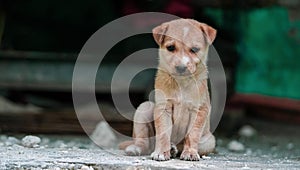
[72,146,79,150]
[245,148,252,155]
[241,164,250,169]
[271,146,277,151]
[0,135,8,142]
[21,135,41,148]
[91,121,117,148]
[5,136,20,146]
[41,163,47,168]
[60,150,69,154]
[68,164,75,169]
[133,159,141,164]
[227,140,245,152]
[80,165,93,170]
[12,144,23,149]
[238,125,256,137]
[202,155,211,159]
[286,143,294,150]
[53,140,68,148]
[41,138,50,145]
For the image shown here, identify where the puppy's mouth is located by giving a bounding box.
[172,72,192,76]
[172,71,194,77]
[172,65,194,76]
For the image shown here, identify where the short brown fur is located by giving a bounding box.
[119,19,217,161]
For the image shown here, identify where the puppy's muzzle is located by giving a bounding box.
[175,65,187,74]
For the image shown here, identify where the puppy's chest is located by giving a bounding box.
[169,88,203,143]
[170,84,204,119]
[170,102,197,143]
[172,84,203,107]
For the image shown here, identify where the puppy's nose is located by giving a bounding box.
[175,65,187,74]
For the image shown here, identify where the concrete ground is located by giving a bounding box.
[0,118,299,170]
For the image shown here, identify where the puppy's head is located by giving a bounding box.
[153,19,216,76]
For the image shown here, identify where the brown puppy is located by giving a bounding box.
[119,19,217,161]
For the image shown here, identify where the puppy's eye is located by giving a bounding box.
[166,45,176,52]
[190,47,200,54]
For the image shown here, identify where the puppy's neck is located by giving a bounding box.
[155,66,207,91]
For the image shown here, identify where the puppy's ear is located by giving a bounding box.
[188,19,217,45]
[152,23,168,45]
[200,23,217,45]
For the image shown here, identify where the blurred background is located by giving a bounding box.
[0,0,299,137]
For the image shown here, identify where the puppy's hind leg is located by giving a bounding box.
[125,101,155,156]
[198,133,216,156]
[198,121,216,156]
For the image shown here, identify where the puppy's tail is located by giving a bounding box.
[119,140,134,150]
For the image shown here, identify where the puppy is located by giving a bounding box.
[119,19,217,161]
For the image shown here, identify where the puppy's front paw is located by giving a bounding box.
[125,144,142,156]
[180,149,200,161]
[151,151,171,161]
